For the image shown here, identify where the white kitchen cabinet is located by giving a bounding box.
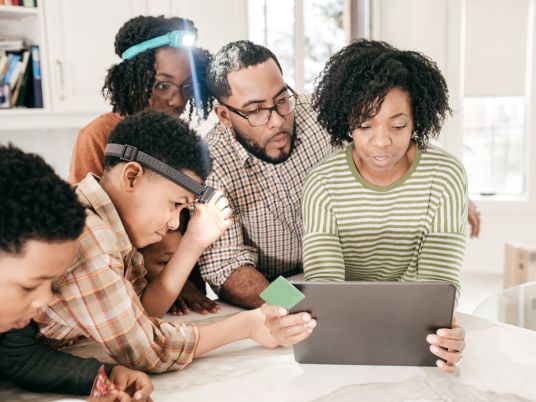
[43,0,146,113]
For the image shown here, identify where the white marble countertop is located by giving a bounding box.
[1,304,536,402]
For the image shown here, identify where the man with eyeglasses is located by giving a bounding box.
[199,40,334,310]
[200,40,483,315]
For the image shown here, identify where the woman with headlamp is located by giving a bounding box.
[68,15,217,316]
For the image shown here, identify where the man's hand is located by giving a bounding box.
[426,315,465,373]
[109,365,153,401]
[468,199,481,238]
[170,279,220,316]
[259,304,316,347]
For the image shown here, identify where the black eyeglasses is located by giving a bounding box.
[153,80,193,101]
[219,86,297,127]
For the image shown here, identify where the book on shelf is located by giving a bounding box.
[0,51,8,78]
[29,44,42,108]
[11,49,29,104]
[14,57,30,106]
[0,45,43,108]
[1,52,21,88]
[0,84,10,108]
[0,0,36,7]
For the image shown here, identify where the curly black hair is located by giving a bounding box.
[313,39,452,149]
[0,144,86,255]
[102,15,214,119]
[104,110,212,181]
[207,40,283,100]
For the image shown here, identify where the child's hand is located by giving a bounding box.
[246,309,280,348]
[170,280,220,315]
[184,190,232,250]
[109,365,153,401]
[260,304,316,346]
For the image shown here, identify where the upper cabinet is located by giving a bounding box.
[43,0,146,113]
[0,0,249,130]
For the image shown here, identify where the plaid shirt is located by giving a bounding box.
[199,95,334,292]
[35,174,199,373]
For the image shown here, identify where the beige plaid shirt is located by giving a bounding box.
[35,174,199,373]
[199,95,334,292]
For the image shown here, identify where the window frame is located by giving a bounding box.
[444,0,536,213]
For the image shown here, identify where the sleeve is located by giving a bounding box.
[68,124,107,184]
[37,253,199,374]
[301,171,345,281]
[197,173,258,293]
[0,323,114,395]
[410,160,468,305]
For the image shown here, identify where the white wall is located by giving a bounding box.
[146,0,248,54]
[0,129,77,179]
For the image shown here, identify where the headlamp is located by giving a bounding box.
[121,30,197,61]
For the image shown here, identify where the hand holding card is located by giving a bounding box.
[260,276,305,310]
[259,277,314,347]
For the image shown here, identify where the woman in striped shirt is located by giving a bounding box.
[303,39,466,373]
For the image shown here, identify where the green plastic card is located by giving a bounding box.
[260,276,305,310]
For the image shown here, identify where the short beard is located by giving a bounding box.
[232,122,297,164]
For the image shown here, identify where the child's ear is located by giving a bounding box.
[121,162,145,192]
[214,103,233,130]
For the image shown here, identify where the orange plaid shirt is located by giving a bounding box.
[35,174,199,373]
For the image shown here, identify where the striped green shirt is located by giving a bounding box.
[302,143,467,300]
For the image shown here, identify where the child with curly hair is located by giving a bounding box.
[69,15,217,315]
[0,144,153,401]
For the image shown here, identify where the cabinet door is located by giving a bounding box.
[43,0,146,113]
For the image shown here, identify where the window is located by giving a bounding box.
[247,0,346,92]
[463,97,526,195]
[461,0,533,198]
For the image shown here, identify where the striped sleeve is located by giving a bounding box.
[302,170,345,281]
[411,157,468,303]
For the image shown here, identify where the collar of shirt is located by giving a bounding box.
[75,173,135,263]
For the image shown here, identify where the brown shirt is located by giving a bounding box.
[69,112,122,184]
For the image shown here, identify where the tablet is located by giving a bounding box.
[289,281,456,366]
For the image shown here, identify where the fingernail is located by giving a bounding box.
[430,345,439,353]
[437,329,447,337]
[278,308,287,315]
[301,313,311,322]
[307,320,317,328]
[134,392,142,400]
[427,334,437,343]
[436,359,445,368]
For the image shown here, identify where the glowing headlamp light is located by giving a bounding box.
[121,30,197,61]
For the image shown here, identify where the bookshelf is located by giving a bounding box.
[1,0,149,130]
[0,3,49,114]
